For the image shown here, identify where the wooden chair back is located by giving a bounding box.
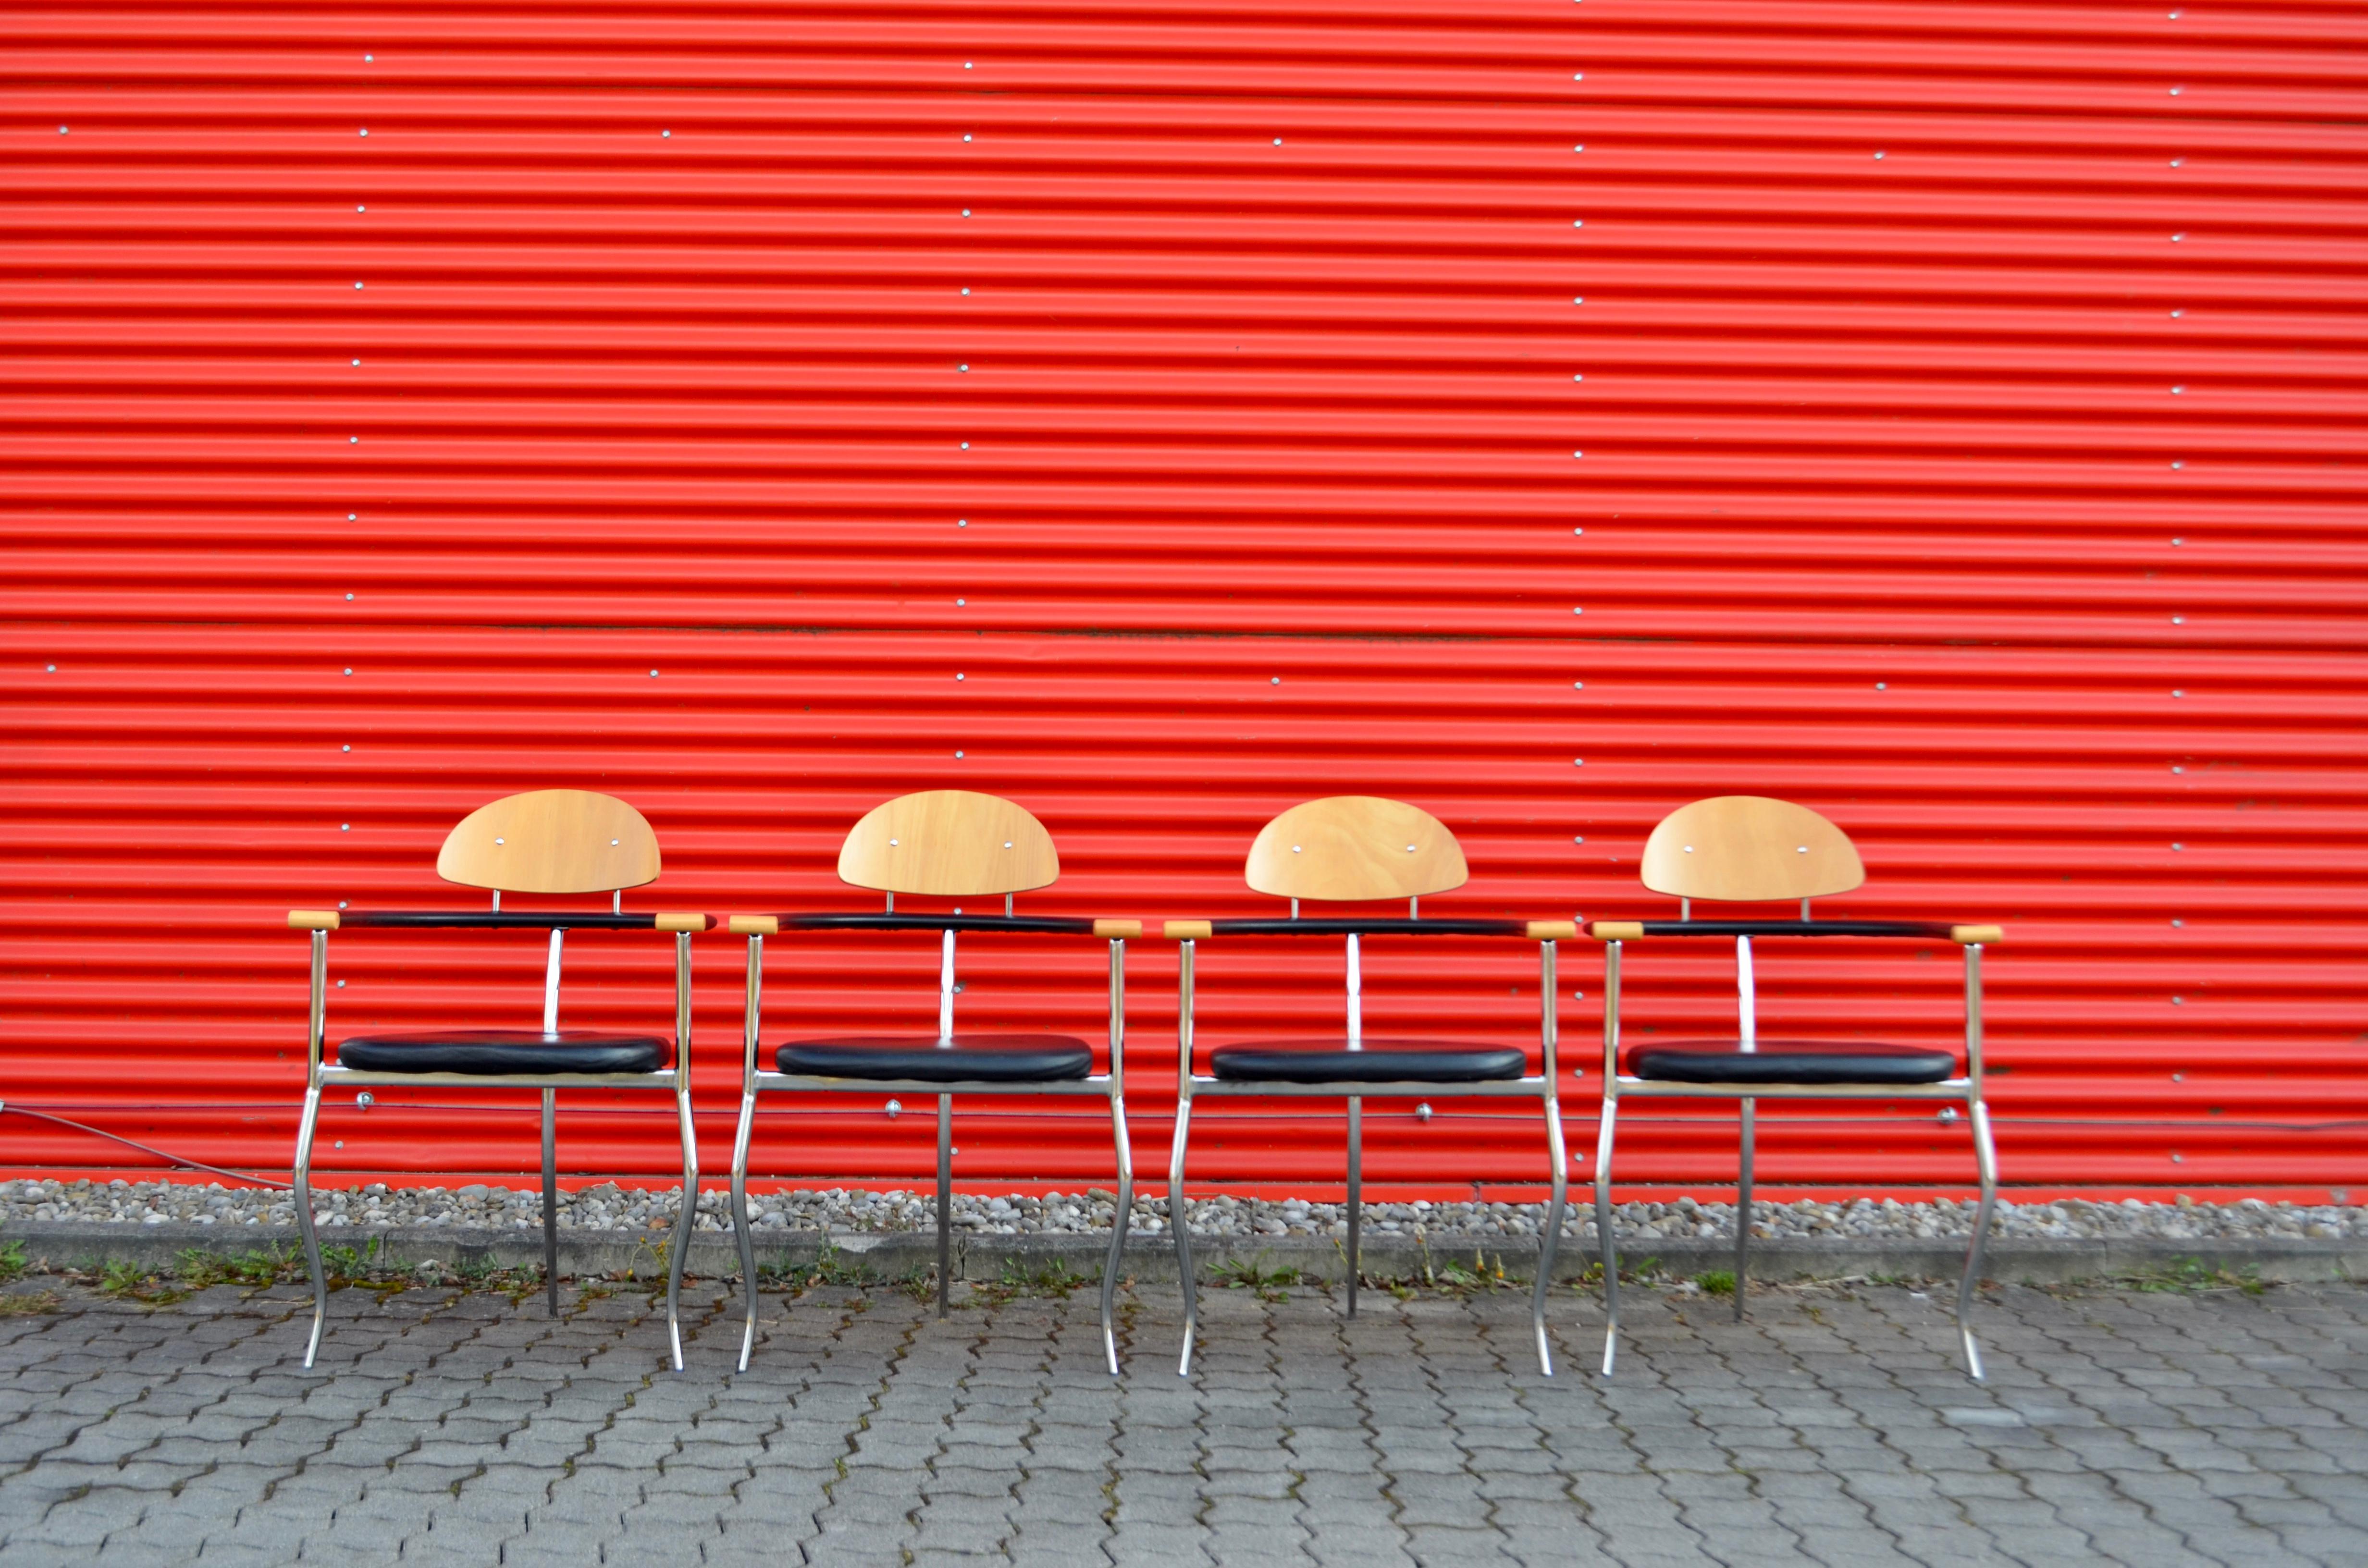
[838,790,1061,897]
[1639,796,1864,904]
[436,789,662,894]
[1245,796,1468,903]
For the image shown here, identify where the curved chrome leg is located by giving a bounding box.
[664,1079,697,1373]
[1594,1094,1620,1379]
[1168,1092,1196,1376]
[1957,1098,2000,1382]
[1100,1088,1133,1377]
[292,1084,327,1369]
[1344,1096,1362,1320]
[730,1090,760,1372]
[541,1088,560,1317]
[1532,1093,1567,1377]
[1734,1097,1755,1323]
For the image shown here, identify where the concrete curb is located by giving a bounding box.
[6,1221,2362,1286]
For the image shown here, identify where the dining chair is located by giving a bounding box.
[1162,796,1577,1376]
[725,790,1142,1373]
[285,788,712,1370]
[1586,795,2003,1379]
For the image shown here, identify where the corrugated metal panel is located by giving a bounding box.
[3,0,2362,1201]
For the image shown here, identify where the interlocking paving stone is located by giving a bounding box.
[0,1278,2359,1564]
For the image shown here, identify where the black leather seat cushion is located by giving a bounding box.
[1209,1038,1527,1084]
[1625,1039,1955,1086]
[777,1034,1093,1083]
[336,1030,670,1075]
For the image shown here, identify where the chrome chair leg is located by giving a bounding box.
[1957,1098,2000,1382]
[292,1084,328,1369]
[1532,1093,1567,1377]
[1593,1094,1620,1378]
[936,1092,953,1319]
[663,1082,696,1373]
[730,1090,759,1372]
[1344,1095,1362,1320]
[541,1087,559,1316]
[1168,1093,1196,1376]
[1099,1088,1133,1377]
[1734,1097,1755,1323]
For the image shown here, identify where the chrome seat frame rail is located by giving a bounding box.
[1168,935,1570,1378]
[729,929,1133,1376]
[1592,936,1998,1382]
[293,924,700,1372]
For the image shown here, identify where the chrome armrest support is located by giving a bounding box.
[1601,940,1621,1093]
[1108,938,1126,1096]
[1964,941,1984,1096]
[1177,939,1196,1081]
[742,933,764,1096]
[307,928,328,1089]
[1540,939,1559,1086]
[675,930,692,1083]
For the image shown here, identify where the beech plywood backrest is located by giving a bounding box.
[1245,796,1468,903]
[436,789,661,894]
[838,790,1061,897]
[1639,796,1864,903]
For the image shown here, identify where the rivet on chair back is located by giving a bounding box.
[1638,796,1863,905]
[1244,796,1468,902]
[436,789,661,894]
[837,789,1061,896]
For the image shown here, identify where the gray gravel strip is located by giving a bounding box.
[6,1175,2361,1242]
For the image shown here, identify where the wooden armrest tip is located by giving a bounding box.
[1092,919,1143,940]
[1526,919,1579,942]
[1588,920,1646,941]
[728,915,780,936]
[1163,919,1213,941]
[654,911,711,932]
[1951,924,2004,945]
[288,909,341,931]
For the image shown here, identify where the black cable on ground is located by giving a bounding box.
[0,1103,293,1190]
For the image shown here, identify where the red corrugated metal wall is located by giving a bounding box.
[4,0,2363,1199]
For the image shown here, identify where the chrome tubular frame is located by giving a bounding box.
[1734,936,1755,1321]
[1168,938,1570,1378]
[292,927,699,1373]
[1591,937,1997,1382]
[729,931,1134,1377]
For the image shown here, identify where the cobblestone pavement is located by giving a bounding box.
[0,1275,2361,1566]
